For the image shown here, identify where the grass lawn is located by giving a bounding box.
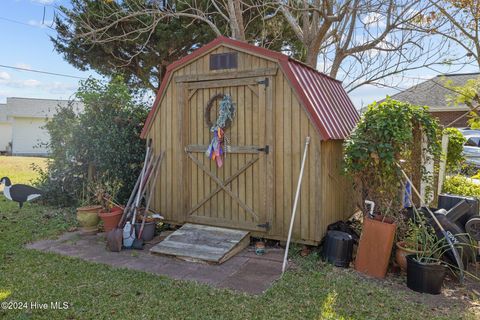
[0,156,48,192]
[0,157,478,319]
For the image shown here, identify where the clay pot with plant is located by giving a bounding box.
[76,182,101,235]
[344,98,441,279]
[96,179,123,233]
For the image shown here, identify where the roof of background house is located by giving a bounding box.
[386,73,480,112]
[4,97,84,118]
[141,36,359,140]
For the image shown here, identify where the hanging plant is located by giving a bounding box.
[205,94,236,167]
[344,98,440,219]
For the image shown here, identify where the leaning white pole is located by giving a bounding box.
[282,136,311,275]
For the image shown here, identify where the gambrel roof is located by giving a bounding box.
[141,36,359,140]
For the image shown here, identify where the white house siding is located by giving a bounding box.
[0,97,84,156]
[11,117,50,155]
[0,122,12,152]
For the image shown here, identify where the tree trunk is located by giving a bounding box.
[306,45,319,67]
[227,0,246,40]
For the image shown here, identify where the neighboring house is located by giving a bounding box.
[0,97,83,156]
[0,102,12,154]
[386,72,480,127]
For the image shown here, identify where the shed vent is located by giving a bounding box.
[210,52,238,70]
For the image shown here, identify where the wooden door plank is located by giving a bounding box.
[237,84,246,224]
[257,79,267,225]
[202,88,210,217]
[245,82,254,223]
[265,76,275,234]
[274,73,284,236]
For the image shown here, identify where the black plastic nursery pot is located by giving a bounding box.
[134,222,156,241]
[406,255,446,295]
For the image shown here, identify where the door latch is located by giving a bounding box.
[257,78,269,87]
[257,222,270,231]
[257,145,269,154]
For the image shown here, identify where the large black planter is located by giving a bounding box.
[406,255,446,295]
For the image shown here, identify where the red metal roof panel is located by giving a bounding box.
[284,59,359,140]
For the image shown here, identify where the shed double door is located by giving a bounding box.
[183,76,273,232]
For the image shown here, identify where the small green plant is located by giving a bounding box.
[402,219,425,251]
[409,209,445,264]
[443,127,466,172]
[443,175,480,199]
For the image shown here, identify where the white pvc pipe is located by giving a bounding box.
[282,136,311,274]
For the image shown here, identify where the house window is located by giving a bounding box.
[210,52,238,70]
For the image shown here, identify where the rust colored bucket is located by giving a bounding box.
[355,217,396,279]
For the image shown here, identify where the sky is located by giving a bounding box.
[0,0,97,104]
[0,0,477,108]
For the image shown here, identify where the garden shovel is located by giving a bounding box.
[106,171,142,251]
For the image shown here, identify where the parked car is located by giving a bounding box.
[459,128,480,136]
[463,134,480,167]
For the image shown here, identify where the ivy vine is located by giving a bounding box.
[344,98,441,218]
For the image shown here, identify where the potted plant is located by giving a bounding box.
[396,219,425,272]
[76,183,101,235]
[405,212,447,295]
[344,98,441,279]
[96,179,123,233]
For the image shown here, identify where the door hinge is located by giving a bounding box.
[258,78,269,87]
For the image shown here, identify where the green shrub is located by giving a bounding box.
[36,77,148,206]
[442,175,480,199]
[443,127,466,172]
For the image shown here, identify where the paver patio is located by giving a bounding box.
[26,231,283,295]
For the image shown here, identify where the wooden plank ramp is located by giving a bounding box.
[150,224,250,264]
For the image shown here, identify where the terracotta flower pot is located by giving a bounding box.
[355,217,396,279]
[98,207,123,233]
[76,205,102,235]
[395,241,422,272]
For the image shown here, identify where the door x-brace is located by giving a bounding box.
[186,151,260,220]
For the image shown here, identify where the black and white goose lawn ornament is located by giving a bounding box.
[0,177,42,208]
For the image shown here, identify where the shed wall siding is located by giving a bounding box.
[146,45,353,244]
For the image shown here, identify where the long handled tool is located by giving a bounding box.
[282,136,311,275]
[396,163,465,284]
[106,161,144,252]
[123,140,152,248]
[130,151,164,249]
[138,151,165,240]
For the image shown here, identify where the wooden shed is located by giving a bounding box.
[141,36,359,245]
